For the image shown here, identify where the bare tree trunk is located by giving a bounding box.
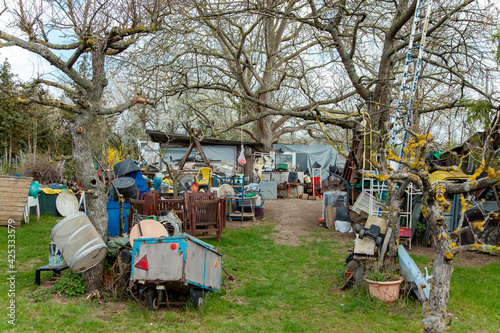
[34,117,37,157]
[72,111,108,291]
[422,203,453,332]
[8,134,12,166]
[384,183,406,267]
[256,115,274,150]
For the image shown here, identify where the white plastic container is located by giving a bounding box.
[335,220,352,233]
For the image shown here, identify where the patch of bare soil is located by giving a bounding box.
[265,198,325,245]
[409,244,500,267]
[226,198,354,246]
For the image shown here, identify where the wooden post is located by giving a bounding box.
[178,141,196,169]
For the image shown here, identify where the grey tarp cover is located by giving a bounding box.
[272,144,346,180]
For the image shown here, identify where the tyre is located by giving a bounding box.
[481,227,493,244]
[146,288,159,311]
[485,229,500,246]
[190,290,204,309]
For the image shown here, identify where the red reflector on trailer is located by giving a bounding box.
[171,243,177,250]
[135,255,148,270]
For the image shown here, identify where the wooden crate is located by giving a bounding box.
[0,175,33,227]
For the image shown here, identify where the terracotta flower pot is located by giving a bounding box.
[365,278,403,302]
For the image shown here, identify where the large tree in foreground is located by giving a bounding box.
[0,0,170,290]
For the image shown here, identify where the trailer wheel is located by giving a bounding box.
[146,289,159,311]
[190,290,204,309]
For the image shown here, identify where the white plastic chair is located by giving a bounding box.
[27,196,40,221]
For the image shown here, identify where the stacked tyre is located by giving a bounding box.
[481,227,500,247]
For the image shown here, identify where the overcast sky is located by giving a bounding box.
[0,45,52,82]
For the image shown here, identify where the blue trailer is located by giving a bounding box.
[130,233,222,310]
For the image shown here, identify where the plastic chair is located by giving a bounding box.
[195,167,213,188]
[27,196,40,221]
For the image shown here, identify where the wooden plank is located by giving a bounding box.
[0,221,21,227]
[0,176,32,228]
[0,207,25,214]
[0,178,32,186]
[0,183,32,190]
[325,206,336,229]
[0,212,26,220]
[0,199,30,206]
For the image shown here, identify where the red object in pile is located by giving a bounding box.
[399,227,412,238]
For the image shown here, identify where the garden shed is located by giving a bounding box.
[145,130,265,178]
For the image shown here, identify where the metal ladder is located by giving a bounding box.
[389,0,433,155]
[361,1,432,234]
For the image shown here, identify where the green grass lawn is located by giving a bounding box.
[0,214,498,332]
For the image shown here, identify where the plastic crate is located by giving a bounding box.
[400,227,412,238]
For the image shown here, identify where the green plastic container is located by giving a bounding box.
[38,192,60,216]
[277,163,288,170]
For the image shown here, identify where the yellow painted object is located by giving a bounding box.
[429,170,468,184]
[41,188,73,195]
[196,167,213,187]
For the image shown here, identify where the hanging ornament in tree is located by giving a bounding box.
[238,145,247,166]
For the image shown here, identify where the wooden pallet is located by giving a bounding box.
[0,175,33,227]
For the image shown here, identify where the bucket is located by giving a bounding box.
[111,177,137,202]
[51,212,108,274]
[335,220,352,233]
[49,242,66,267]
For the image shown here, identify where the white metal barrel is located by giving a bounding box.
[51,212,108,273]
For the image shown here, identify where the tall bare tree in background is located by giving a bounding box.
[0,0,171,290]
[118,1,498,152]
[120,0,360,149]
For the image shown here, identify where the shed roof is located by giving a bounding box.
[146,130,265,149]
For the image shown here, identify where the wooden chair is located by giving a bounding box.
[184,192,213,234]
[190,199,224,242]
[128,198,145,234]
[143,191,159,216]
[158,198,185,231]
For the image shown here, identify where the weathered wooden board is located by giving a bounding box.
[325,206,336,229]
[0,175,33,227]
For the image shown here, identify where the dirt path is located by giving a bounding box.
[264,198,326,245]
[227,198,500,267]
[227,198,354,247]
